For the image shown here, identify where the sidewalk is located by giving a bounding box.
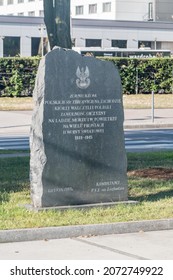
[124,108,173,129]
[0,110,31,136]
[1,229,173,260]
[0,109,173,136]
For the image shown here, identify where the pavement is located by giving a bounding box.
[1,228,173,260]
[124,108,173,129]
[0,110,31,136]
[0,108,173,259]
[0,109,173,137]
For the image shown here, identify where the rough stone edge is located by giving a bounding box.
[0,218,173,243]
[30,57,47,208]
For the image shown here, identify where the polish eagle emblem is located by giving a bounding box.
[76,66,90,89]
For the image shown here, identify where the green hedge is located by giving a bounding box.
[0,57,40,97]
[103,57,173,94]
[0,56,173,96]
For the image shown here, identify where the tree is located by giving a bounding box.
[43,0,72,50]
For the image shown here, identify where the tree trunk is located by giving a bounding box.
[43,0,72,50]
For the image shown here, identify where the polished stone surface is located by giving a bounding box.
[30,48,127,208]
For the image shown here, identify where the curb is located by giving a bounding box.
[1,218,173,243]
[124,123,173,129]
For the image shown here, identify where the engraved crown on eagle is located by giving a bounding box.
[76,66,90,89]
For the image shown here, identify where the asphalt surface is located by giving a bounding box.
[1,129,173,152]
[0,108,173,260]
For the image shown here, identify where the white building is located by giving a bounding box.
[72,0,153,21]
[0,0,44,17]
[0,1,173,57]
[73,0,173,22]
[0,0,172,22]
[1,15,173,58]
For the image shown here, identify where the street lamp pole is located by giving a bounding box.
[38,24,46,57]
[0,36,5,57]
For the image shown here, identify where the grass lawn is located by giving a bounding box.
[0,94,173,111]
[123,93,173,109]
[0,151,173,230]
[0,97,33,111]
[0,150,28,154]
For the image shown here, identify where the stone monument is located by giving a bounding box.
[30,47,128,209]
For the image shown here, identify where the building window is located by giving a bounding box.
[31,37,48,56]
[0,0,4,6]
[89,4,97,14]
[3,36,20,57]
[28,11,35,16]
[112,40,127,48]
[148,2,153,21]
[103,2,111,12]
[75,5,84,15]
[72,38,76,47]
[39,10,44,17]
[86,39,101,47]
[31,37,40,56]
[28,0,34,2]
[7,0,13,4]
[18,12,24,16]
[138,41,152,49]
[18,0,24,3]
[154,41,161,49]
[138,41,161,50]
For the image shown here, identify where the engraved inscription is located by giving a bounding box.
[45,93,121,141]
[90,180,125,193]
[48,187,74,193]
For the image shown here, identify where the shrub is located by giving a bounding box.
[0,57,40,97]
[102,57,173,94]
[0,56,173,96]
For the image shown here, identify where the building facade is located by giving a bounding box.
[0,1,172,22]
[0,0,44,17]
[0,1,173,57]
[1,15,173,58]
[155,0,173,21]
[72,0,156,21]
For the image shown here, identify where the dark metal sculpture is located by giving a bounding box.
[43,0,72,49]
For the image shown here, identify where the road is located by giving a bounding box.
[0,129,173,152]
[125,128,173,152]
[0,135,29,150]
